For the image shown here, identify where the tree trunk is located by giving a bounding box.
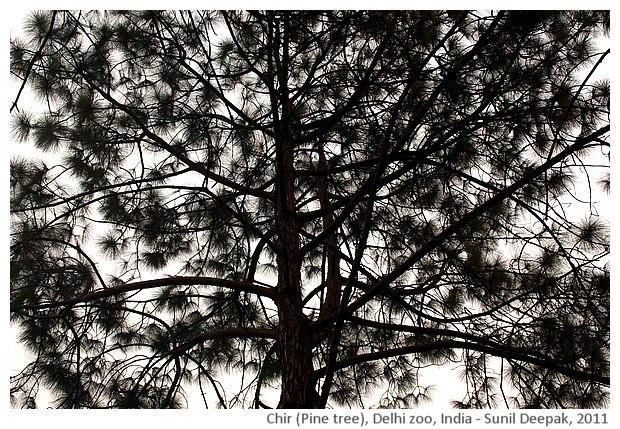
[269,14,318,408]
[273,134,318,407]
[276,277,317,408]
[274,144,317,408]
[317,148,341,323]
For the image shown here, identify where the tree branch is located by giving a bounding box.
[11,276,276,312]
[346,125,609,315]
[166,326,277,358]
[10,11,57,113]
[314,339,609,386]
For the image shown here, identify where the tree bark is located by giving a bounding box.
[274,134,317,408]
[317,148,341,323]
[273,126,317,407]
[268,13,319,408]
[276,278,317,408]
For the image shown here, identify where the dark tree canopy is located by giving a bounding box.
[10,10,610,409]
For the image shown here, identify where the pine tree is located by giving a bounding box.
[10,10,609,409]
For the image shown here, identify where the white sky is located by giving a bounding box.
[3,1,617,424]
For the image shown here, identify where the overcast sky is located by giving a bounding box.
[4,2,616,419]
